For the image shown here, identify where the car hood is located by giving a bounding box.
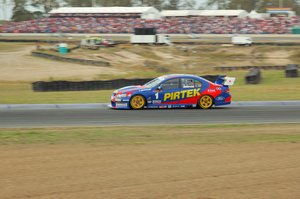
[114,85,148,94]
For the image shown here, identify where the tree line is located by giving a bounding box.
[11,0,300,21]
[207,0,300,13]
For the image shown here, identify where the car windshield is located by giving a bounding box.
[144,77,165,88]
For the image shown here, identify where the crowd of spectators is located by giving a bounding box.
[0,16,299,34]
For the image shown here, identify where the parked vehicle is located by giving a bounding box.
[81,37,115,50]
[231,36,253,46]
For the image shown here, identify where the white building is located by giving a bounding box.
[161,9,249,18]
[266,8,295,17]
[49,7,161,20]
[191,10,249,18]
[161,10,192,17]
[248,10,269,19]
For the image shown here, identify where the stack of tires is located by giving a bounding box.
[245,68,261,84]
[285,64,298,78]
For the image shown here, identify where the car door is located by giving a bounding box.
[151,78,181,107]
[179,78,202,105]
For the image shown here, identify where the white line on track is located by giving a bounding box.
[0,101,300,110]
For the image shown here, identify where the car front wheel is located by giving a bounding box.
[130,95,146,110]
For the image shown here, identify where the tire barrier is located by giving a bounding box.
[285,64,298,78]
[214,65,286,71]
[32,79,152,92]
[245,68,261,84]
[69,45,81,51]
[32,75,221,92]
[31,51,110,66]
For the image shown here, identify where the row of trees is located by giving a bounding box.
[11,0,300,21]
[207,0,300,13]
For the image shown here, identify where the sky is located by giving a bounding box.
[197,0,207,6]
[0,0,14,20]
[0,0,208,20]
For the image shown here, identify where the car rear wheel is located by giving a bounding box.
[199,95,213,109]
[130,95,146,110]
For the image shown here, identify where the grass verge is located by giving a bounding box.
[228,70,300,101]
[0,82,112,104]
[0,124,299,145]
[0,70,299,104]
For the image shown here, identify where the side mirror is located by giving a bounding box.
[157,86,162,90]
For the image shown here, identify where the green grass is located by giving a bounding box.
[0,124,299,145]
[227,70,300,101]
[0,82,113,104]
[0,70,299,104]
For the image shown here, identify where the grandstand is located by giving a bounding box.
[0,7,299,34]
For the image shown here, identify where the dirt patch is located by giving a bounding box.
[261,50,294,65]
[93,53,125,62]
[0,45,123,81]
[114,51,144,60]
[1,43,300,81]
[1,143,299,199]
[264,50,293,59]
[153,50,176,59]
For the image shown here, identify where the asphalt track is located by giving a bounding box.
[0,102,300,128]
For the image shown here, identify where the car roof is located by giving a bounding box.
[160,74,212,83]
[162,74,208,81]
[164,74,197,78]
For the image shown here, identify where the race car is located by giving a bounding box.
[110,74,235,110]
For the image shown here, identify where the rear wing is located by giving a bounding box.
[215,76,236,86]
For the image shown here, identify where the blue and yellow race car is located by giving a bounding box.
[110,74,235,110]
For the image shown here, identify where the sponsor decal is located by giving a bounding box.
[148,105,158,108]
[116,103,127,107]
[147,101,152,103]
[207,89,216,92]
[163,88,200,101]
[216,96,225,101]
[122,99,129,102]
[168,105,172,108]
[152,100,161,104]
[159,105,167,108]
[192,104,197,107]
